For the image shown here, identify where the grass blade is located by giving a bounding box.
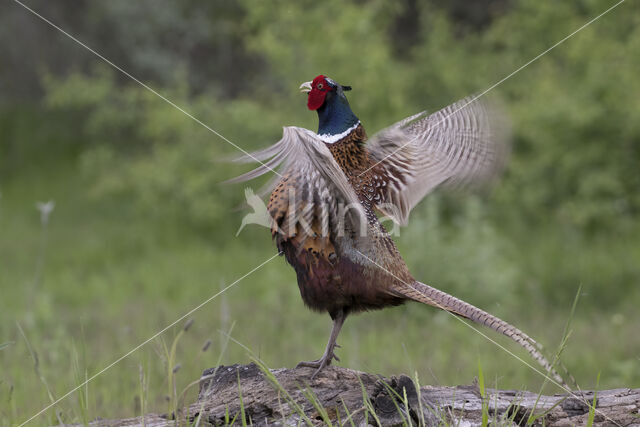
[477,361,488,427]
[586,372,600,427]
[0,342,14,351]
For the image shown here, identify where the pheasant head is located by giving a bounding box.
[299,75,360,143]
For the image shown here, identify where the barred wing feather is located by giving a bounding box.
[227,126,365,237]
[367,97,510,225]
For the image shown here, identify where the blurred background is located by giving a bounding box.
[1,0,639,423]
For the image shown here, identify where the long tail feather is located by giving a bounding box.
[395,280,567,387]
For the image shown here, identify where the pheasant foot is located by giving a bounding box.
[296,310,346,379]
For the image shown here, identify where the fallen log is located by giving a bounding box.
[91,363,640,426]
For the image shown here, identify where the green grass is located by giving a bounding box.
[1,162,639,425]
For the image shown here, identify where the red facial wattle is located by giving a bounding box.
[307,75,333,111]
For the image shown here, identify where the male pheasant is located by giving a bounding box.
[230,75,563,384]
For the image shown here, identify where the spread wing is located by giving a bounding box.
[227,126,364,239]
[367,96,510,225]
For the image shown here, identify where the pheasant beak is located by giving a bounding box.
[299,81,312,93]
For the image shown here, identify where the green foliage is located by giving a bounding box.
[33,0,640,234]
[492,2,640,230]
[42,67,243,231]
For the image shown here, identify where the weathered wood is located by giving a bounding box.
[90,363,640,426]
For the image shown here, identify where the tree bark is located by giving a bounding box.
[91,363,640,426]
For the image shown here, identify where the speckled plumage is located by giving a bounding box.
[267,124,408,317]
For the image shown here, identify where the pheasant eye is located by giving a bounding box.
[316,83,324,90]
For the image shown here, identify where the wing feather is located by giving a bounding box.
[228,126,365,238]
[367,96,510,225]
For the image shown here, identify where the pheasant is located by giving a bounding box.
[230,75,564,384]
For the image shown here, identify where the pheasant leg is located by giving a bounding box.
[297,310,346,378]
